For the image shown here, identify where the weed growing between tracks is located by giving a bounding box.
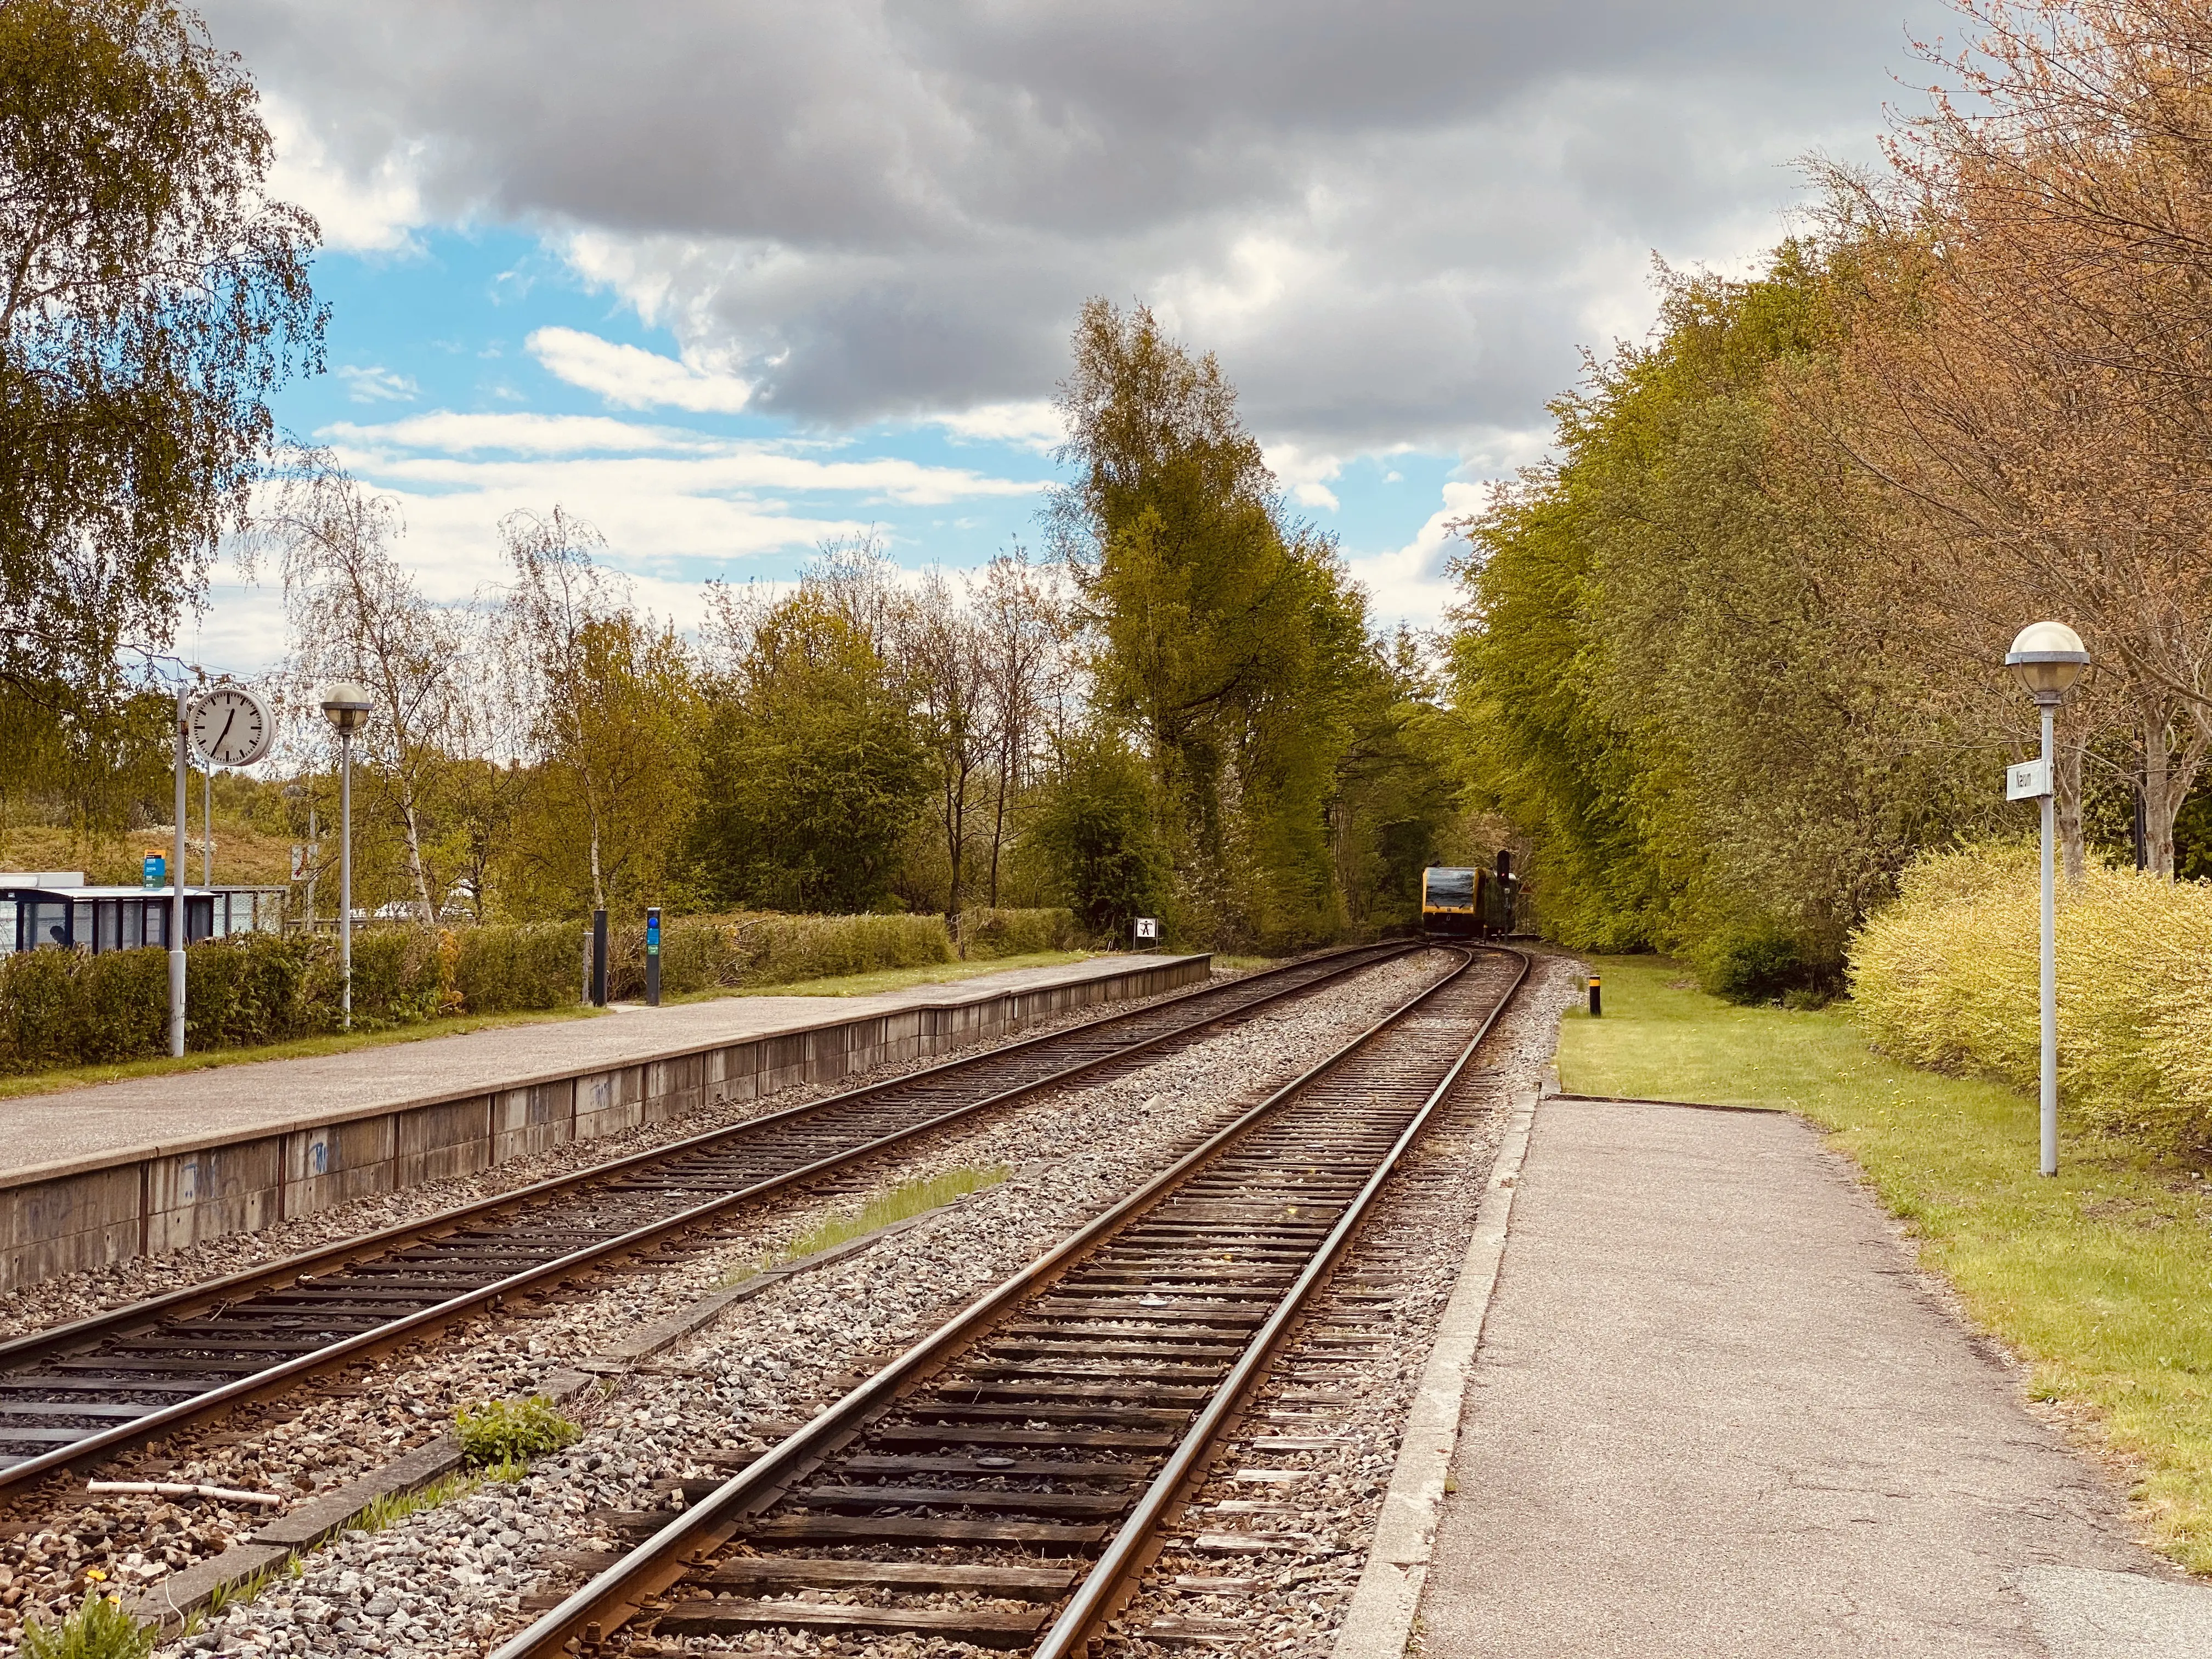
[720,1163,1011,1286]
[1560,955,2212,1575]
[16,1588,156,1659]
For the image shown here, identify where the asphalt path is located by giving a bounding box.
[1417,1097,2212,1657]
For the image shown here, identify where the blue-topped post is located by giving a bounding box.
[2004,621,2091,1177]
[646,906,662,1007]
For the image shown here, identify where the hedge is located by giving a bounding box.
[0,905,1086,1076]
[603,910,957,1001]
[1849,841,2212,1150]
[957,907,1077,959]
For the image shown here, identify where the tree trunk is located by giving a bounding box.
[400,794,436,923]
[2056,730,2086,886]
[2141,705,2211,882]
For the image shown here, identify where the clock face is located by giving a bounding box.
[188,687,274,768]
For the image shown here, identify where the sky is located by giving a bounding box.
[184,0,1941,676]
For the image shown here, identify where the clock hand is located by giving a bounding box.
[216,707,238,753]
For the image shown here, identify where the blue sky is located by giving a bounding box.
[185,0,1927,680]
[190,222,1475,674]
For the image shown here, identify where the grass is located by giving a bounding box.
[723,1163,1009,1287]
[0,1004,605,1103]
[351,1468,480,1534]
[1559,953,2212,1575]
[16,1592,157,1659]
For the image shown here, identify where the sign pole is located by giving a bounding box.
[2039,701,2058,1178]
[340,729,354,1030]
[169,687,189,1058]
[646,906,662,1007]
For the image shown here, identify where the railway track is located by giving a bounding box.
[0,943,1417,1501]
[493,943,1527,1659]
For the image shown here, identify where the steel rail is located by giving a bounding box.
[487,943,1522,1659]
[1034,941,1530,1657]
[0,943,1411,1498]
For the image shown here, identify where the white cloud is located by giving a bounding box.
[1344,478,1489,630]
[528,326,753,413]
[324,410,710,455]
[261,95,427,255]
[1265,442,1345,514]
[335,364,419,403]
[323,412,1046,507]
[929,400,1065,453]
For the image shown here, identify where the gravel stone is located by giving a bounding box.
[0,953,1443,1657]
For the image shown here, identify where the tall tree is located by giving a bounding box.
[500,508,699,916]
[973,550,1073,907]
[0,0,321,703]
[1049,300,1372,948]
[263,450,470,924]
[692,581,925,914]
[903,569,989,921]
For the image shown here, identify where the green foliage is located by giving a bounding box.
[1448,247,1994,964]
[1050,300,1381,950]
[0,0,323,705]
[692,589,927,913]
[450,922,582,1013]
[18,1593,156,1659]
[597,909,958,1001]
[1696,917,1826,1005]
[0,924,573,1075]
[956,907,1076,960]
[1028,729,1169,941]
[454,1395,580,1468]
[1850,842,2212,1152]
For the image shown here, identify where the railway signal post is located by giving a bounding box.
[2004,621,2090,1177]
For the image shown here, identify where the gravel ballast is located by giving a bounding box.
[0,951,1453,1657]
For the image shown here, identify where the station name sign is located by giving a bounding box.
[2005,759,2052,801]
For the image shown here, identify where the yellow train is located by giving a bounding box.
[1420,855,1519,939]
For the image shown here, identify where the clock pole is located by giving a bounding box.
[170,686,189,1058]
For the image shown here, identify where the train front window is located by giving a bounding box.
[1425,869,1477,908]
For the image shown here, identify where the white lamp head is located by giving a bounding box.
[2005,621,2090,703]
[317,680,374,733]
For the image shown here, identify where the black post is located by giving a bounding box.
[590,907,608,1007]
[1588,973,1602,1019]
[645,905,662,1007]
[2135,782,2149,872]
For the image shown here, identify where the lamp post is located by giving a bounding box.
[2004,621,2091,1177]
[319,682,373,1030]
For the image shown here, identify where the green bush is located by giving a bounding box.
[1697,917,1824,1005]
[0,903,1025,1075]
[454,1394,581,1467]
[603,910,953,1000]
[1849,840,2212,1150]
[453,922,583,1013]
[957,907,1077,959]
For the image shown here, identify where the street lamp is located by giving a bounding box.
[319,681,373,1030]
[2005,620,2090,1177]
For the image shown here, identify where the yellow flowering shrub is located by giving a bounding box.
[1850,842,2212,1149]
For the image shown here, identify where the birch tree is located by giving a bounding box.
[264,450,467,923]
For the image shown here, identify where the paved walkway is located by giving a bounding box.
[1417,1097,2212,1657]
[0,953,1191,1185]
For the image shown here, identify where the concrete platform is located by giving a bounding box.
[0,952,1208,1291]
[1402,1098,2212,1657]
